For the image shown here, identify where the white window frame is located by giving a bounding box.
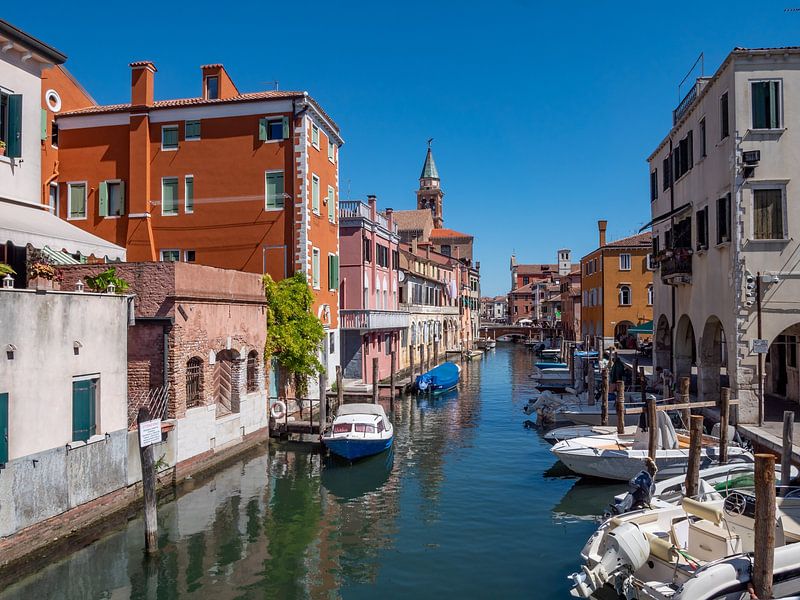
[184,250,196,262]
[647,285,654,306]
[327,185,335,223]
[311,124,320,149]
[103,179,125,219]
[646,253,656,270]
[160,249,181,262]
[48,181,59,214]
[328,139,335,163]
[161,124,179,151]
[265,170,285,211]
[328,252,337,291]
[67,181,88,221]
[619,254,631,271]
[184,175,194,213]
[619,285,632,306]
[311,174,320,215]
[749,182,789,241]
[749,78,784,131]
[161,176,180,216]
[312,247,321,289]
[184,119,201,141]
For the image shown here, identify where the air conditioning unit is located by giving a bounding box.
[743,150,761,165]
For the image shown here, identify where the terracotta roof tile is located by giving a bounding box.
[430,227,473,239]
[605,231,652,248]
[515,263,557,275]
[392,209,433,231]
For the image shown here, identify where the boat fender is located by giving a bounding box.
[270,400,287,419]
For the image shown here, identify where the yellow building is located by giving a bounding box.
[580,220,653,349]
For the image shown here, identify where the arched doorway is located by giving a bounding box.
[655,315,671,371]
[674,315,696,382]
[699,316,727,402]
[614,320,635,348]
[766,324,800,407]
[214,349,241,418]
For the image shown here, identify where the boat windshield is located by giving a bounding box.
[333,423,352,433]
[377,421,385,433]
[354,423,376,433]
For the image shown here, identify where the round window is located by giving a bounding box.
[45,89,62,113]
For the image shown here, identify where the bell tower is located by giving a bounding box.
[416,139,444,228]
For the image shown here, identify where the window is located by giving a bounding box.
[522,276,530,285]
[160,249,180,262]
[717,193,731,244]
[376,244,389,268]
[51,120,58,147]
[329,332,335,354]
[328,254,339,290]
[185,120,201,141]
[185,250,196,262]
[72,378,97,442]
[619,254,631,271]
[720,92,729,140]
[650,170,658,201]
[312,174,320,214]
[392,249,399,270]
[662,156,671,191]
[48,182,59,214]
[699,118,706,157]
[312,247,320,288]
[311,124,320,148]
[646,253,656,270]
[647,286,654,306]
[671,131,693,181]
[186,357,204,408]
[752,80,781,129]
[205,76,219,99]
[161,125,179,150]
[619,285,631,306]
[258,117,289,141]
[265,171,284,209]
[363,237,371,262]
[327,185,335,222]
[68,183,87,219]
[185,176,194,213]
[162,177,179,215]
[441,244,451,256]
[696,207,708,250]
[753,188,785,240]
[99,181,125,217]
[246,350,259,392]
[328,139,335,162]
[789,336,798,369]
[0,91,21,158]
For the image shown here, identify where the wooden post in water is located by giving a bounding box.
[782,411,795,495]
[719,387,730,465]
[587,360,596,406]
[601,369,609,426]
[639,368,647,403]
[686,415,704,499]
[679,376,691,429]
[389,351,396,402]
[420,345,426,374]
[754,453,776,599]
[336,365,343,413]
[319,371,327,429]
[137,407,158,554]
[410,345,416,383]
[372,357,379,404]
[647,396,658,460]
[616,380,625,435]
[633,355,639,392]
[434,339,439,367]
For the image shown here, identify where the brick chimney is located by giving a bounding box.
[385,207,394,231]
[201,64,239,100]
[130,61,156,107]
[367,194,377,220]
[598,220,608,247]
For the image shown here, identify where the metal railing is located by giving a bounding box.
[673,81,703,125]
[660,254,692,284]
[339,200,392,231]
[340,309,410,330]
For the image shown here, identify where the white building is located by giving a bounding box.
[647,46,800,423]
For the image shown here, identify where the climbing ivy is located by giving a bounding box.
[263,273,325,397]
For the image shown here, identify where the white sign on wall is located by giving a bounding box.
[752,339,769,354]
[139,418,162,448]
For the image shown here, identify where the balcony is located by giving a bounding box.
[673,79,708,125]
[340,309,410,331]
[339,200,392,232]
[660,252,692,285]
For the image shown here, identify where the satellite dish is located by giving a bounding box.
[398,271,406,282]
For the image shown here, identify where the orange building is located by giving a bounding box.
[580,220,653,350]
[48,62,343,380]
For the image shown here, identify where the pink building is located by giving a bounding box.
[339,196,409,384]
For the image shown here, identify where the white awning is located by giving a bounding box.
[0,200,125,261]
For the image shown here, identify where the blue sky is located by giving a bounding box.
[7,1,800,294]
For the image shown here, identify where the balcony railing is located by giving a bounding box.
[660,253,692,285]
[673,80,705,125]
[340,309,410,330]
[339,200,392,232]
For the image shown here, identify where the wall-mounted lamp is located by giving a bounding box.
[75,280,84,293]
[73,340,83,355]
[2,274,13,289]
[106,282,116,294]
[6,344,16,360]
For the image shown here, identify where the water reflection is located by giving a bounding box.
[321,449,395,501]
[552,479,627,523]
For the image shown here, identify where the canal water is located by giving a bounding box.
[0,345,626,599]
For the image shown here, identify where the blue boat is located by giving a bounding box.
[415,362,461,393]
[535,361,568,369]
[322,403,394,461]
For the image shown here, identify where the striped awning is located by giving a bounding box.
[42,246,82,265]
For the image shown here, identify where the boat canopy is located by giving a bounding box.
[337,403,388,418]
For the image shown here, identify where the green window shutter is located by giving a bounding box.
[7,94,22,158]
[119,181,126,215]
[72,380,94,442]
[282,116,290,139]
[98,181,109,217]
[753,82,766,128]
[328,187,335,221]
[40,108,47,141]
[770,81,780,128]
[258,118,268,141]
[328,255,333,289]
[0,392,7,464]
[333,255,339,289]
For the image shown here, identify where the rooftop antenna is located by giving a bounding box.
[677,53,704,102]
[262,80,279,91]
[427,137,434,148]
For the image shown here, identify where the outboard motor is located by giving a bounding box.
[606,458,657,517]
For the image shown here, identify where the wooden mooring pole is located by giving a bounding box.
[587,360,596,406]
[319,371,327,429]
[647,396,658,460]
[390,351,396,404]
[336,365,343,413]
[754,453,776,599]
[685,415,704,499]
[616,380,625,435]
[410,345,416,383]
[782,410,795,496]
[679,376,691,429]
[372,357,379,404]
[719,387,730,465]
[137,407,158,554]
[601,369,609,426]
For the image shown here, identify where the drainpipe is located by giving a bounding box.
[43,160,59,208]
[668,136,676,373]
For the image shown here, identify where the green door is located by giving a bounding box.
[0,393,7,464]
[72,380,96,442]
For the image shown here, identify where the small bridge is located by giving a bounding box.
[479,325,560,341]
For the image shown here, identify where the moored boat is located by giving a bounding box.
[321,403,393,461]
[415,361,461,393]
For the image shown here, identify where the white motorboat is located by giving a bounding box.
[321,403,393,461]
[544,424,639,445]
[551,412,754,481]
[558,397,661,427]
[528,389,661,427]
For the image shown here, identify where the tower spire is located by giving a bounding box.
[416,139,444,228]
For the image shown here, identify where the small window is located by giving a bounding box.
[619,285,631,306]
[647,286,654,306]
[650,170,658,201]
[329,332,335,354]
[48,182,59,213]
[327,185,335,222]
[258,117,288,141]
[51,121,59,147]
[699,118,706,157]
[68,183,87,219]
[312,174,320,214]
[246,350,259,392]
[662,156,671,191]
[185,250,196,262]
[696,207,708,250]
[363,237,371,262]
[312,248,320,289]
[161,249,180,262]
[717,193,731,244]
[161,125,179,150]
[753,188,784,240]
[752,81,781,130]
[328,254,339,291]
[266,171,284,209]
[186,357,204,408]
[646,253,656,270]
[311,124,320,148]
[185,176,194,213]
[206,76,219,100]
[328,139,335,162]
[106,181,124,216]
[185,120,201,140]
[162,177,179,215]
[720,92,729,140]
[619,254,631,271]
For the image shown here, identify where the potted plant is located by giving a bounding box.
[84,267,130,294]
[0,141,5,157]
[28,261,57,290]
[0,263,14,277]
